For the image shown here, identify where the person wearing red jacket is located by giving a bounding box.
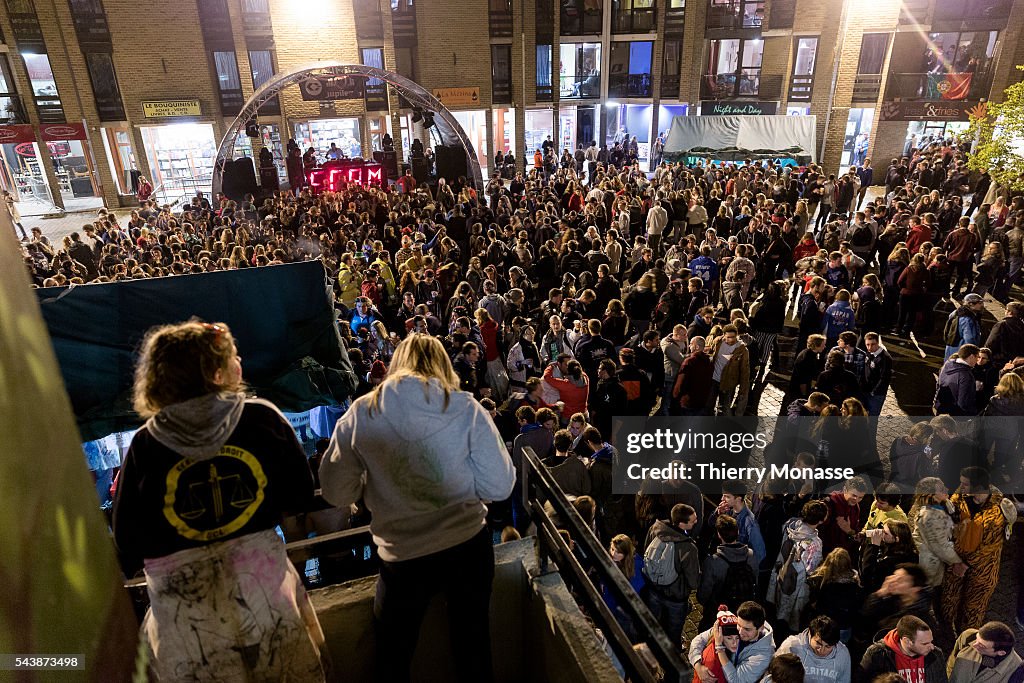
[906,217,933,257]
[943,216,979,297]
[793,232,821,262]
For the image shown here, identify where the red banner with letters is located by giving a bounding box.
[0,124,36,144]
[39,122,87,141]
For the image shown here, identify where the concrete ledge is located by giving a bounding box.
[309,536,620,682]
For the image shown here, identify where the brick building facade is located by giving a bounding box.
[0,0,1020,211]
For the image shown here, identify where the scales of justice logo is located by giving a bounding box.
[164,445,268,542]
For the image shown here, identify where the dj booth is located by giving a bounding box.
[306,158,388,193]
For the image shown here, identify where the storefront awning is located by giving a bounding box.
[35,261,358,441]
[663,114,818,163]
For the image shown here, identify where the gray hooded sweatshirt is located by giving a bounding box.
[777,629,852,683]
[319,376,515,562]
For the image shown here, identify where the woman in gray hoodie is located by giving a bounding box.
[320,333,515,682]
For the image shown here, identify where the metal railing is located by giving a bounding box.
[852,73,881,102]
[521,446,687,683]
[788,74,813,102]
[705,0,764,30]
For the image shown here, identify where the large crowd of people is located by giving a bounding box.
[28,131,1024,682]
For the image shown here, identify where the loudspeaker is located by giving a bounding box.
[434,144,467,182]
[258,166,280,192]
[222,157,259,201]
[411,157,430,184]
[373,150,398,182]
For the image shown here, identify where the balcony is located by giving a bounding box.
[391,0,417,47]
[536,83,553,101]
[933,0,1011,26]
[35,98,65,124]
[561,1,603,36]
[702,71,777,99]
[0,94,28,124]
[706,0,764,31]
[662,74,680,98]
[608,73,653,98]
[885,71,991,102]
[665,5,686,37]
[242,9,273,35]
[560,74,601,99]
[354,10,384,41]
[612,8,657,33]
[788,74,812,102]
[852,73,881,102]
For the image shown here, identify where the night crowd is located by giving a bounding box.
[23,131,1024,683]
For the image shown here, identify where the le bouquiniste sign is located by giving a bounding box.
[143,100,202,118]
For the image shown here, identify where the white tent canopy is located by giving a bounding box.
[663,115,818,163]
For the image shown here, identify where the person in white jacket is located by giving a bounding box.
[319,333,515,682]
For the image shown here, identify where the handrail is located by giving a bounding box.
[521,446,687,683]
[123,523,374,589]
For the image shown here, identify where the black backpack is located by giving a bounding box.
[718,557,757,612]
[850,224,873,248]
[943,312,960,346]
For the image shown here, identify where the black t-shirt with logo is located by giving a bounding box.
[112,400,315,576]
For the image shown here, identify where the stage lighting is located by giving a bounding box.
[422,112,435,129]
[245,119,260,137]
[411,108,423,123]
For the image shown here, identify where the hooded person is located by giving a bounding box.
[319,334,515,682]
[858,615,947,683]
[112,320,328,682]
[689,600,776,683]
[766,500,828,631]
[776,616,852,683]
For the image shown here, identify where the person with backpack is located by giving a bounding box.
[847,212,875,264]
[942,293,985,361]
[697,515,759,631]
[767,499,828,633]
[642,503,700,648]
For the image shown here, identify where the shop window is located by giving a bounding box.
[559,42,601,99]
[141,123,217,202]
[536,44,552,101]
[22,52,64,122]
[703,38,762,99]
[662,39,681,98]
[492,45,513,104]
[213,51,244,117]
[609,41,653,98]
[612,0,656,34]
[561,0,602,36]
[788,36,817,102]
[248,49,279,114]
[101,127,136,195]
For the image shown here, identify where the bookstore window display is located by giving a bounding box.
[234,123,286,184]
[140,123,217,202]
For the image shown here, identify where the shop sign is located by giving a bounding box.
[40,123,87,142]
[299,75,365,101]
[0,124,36,144]
[432,87,481,107]
[142,100,203,118]
[879,100,975,122]
[701,101,778,116]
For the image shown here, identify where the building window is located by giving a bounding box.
[0,56,23,123]
[84,52,125,121]
[788,36,817,102]
[706,0,764,30]
[934,0,1011,23]
[362,47,388,110]
[536,0,553,39]
[560,42,601,98]
[492,44,513,104]
[888,30,997,101]
[242,0,272,31]
[489,0,513,37]
[609,41,653,97]
[247,49,279,114]
[852,33,887,102]
[561,0,602,36]
[213,51,244,116]
[536,44,553,101]
[703,38,763,98]
[662,39,681,97]
[22,52,64,122]
[612,0,656,34]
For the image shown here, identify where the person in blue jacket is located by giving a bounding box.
[690,245,720,289]
[603,534,647,641]
[942,293,985,361]
[822,289,856,349]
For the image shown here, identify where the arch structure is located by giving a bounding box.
[212,61,484,195]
